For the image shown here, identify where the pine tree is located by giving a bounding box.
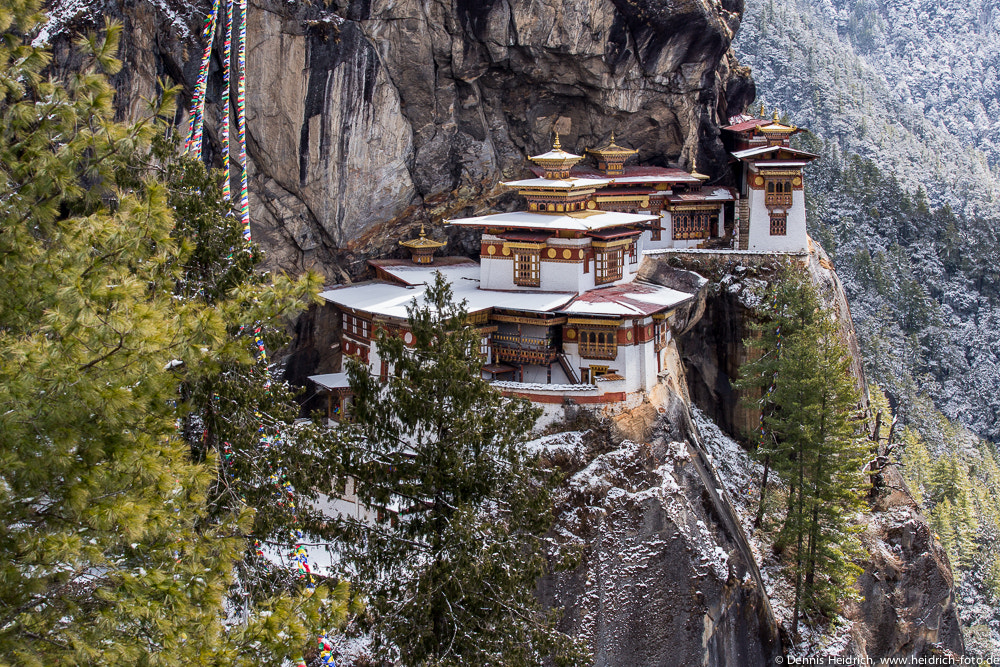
[769,316,868,634]
[0,10,348,662]
[738,272,868,635]
[336,272,588,666]
[161,153,359,634]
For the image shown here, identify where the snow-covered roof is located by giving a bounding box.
[370,258,479,286]
[753,160,811,168]
[542,165,701,184]
[731,146,819,161]
[320,264,576,319]
[559,281,692,317]
[723,118,772,132]
[665,187,736,204]
[309,372,350,390]
[503,177,610,188]
[529,147,582,161]
[447,210,657,232]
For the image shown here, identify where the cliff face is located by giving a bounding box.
[43,0,754,278]
[672,247,965,662]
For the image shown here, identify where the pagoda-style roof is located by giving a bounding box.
[447,209,656,233]
[586,133,638,160]
[560,280,691,317]
[399,224,447,264]
[502,176,609,190]
[528,134,584,178]
[320,263,576,318]
[399,224,446,250]
[723,117,772,133]
[665,187,737,204]
[532,164,702,185]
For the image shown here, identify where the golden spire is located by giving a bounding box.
[610,130,616,144]
[759,103,765,117]
[773,109,780,122]
[553,132,561,150]
[689,154,709,182]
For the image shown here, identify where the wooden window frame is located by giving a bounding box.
[770,211,787,236]
[512,248,541,287]
[671,211,712,241]
[578,329,618,360]
[595,246,624,285]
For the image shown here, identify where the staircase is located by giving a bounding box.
[556,353,580,384]
[738,197,750,250]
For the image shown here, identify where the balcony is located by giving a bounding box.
[492,333,559,365]
[765,193,792,208]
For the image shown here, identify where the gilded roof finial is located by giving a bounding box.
[689,153,710,181]
[759,103,765,117]
[610,130,616,144]
[553,132,562,151]
[418,224,427,237]
[773,109,780,122]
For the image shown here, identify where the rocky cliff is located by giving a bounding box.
[42,0,754,279]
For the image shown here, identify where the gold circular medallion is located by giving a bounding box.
[626,330,633,342]
[792,177,802,186]
[587,201,597,209]
[547,248,556,258]
[754,176,764,187]
[563,249,572,259]
[487,245,496,255]
[566,329,576,340]
[502,245,510,256]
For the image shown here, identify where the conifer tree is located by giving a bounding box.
[739,271,868,635]
[0,9,349,662]
[336,272,588,666]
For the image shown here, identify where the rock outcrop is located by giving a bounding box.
[668,247,965,662]
[536,387,782,667]
[43,0,755,279]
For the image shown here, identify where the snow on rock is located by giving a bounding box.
[539,433,781,666]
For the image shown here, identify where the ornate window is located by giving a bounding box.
[765,177,793,207]
[578,329,618,360]
[628,240,638,264]
[770,211,787,236]
[672,211,712,240]
[342,313,371,339]
[512,248,541,287]
[595,246,624,285]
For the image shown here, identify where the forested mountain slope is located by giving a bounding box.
[736,0,1000,442]
[736,0,1000,652]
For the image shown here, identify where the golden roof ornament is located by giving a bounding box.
[689,154,710,182]
[400,224,446,264]
[759,103,765,117]
[529,132,583,178]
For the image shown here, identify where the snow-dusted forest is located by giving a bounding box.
[737,0,1000,651]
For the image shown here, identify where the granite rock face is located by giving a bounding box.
[43,0,754,279]
[536,390,782,667]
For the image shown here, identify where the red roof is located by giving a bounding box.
[723,118,771,132]
[564,282,685,317]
